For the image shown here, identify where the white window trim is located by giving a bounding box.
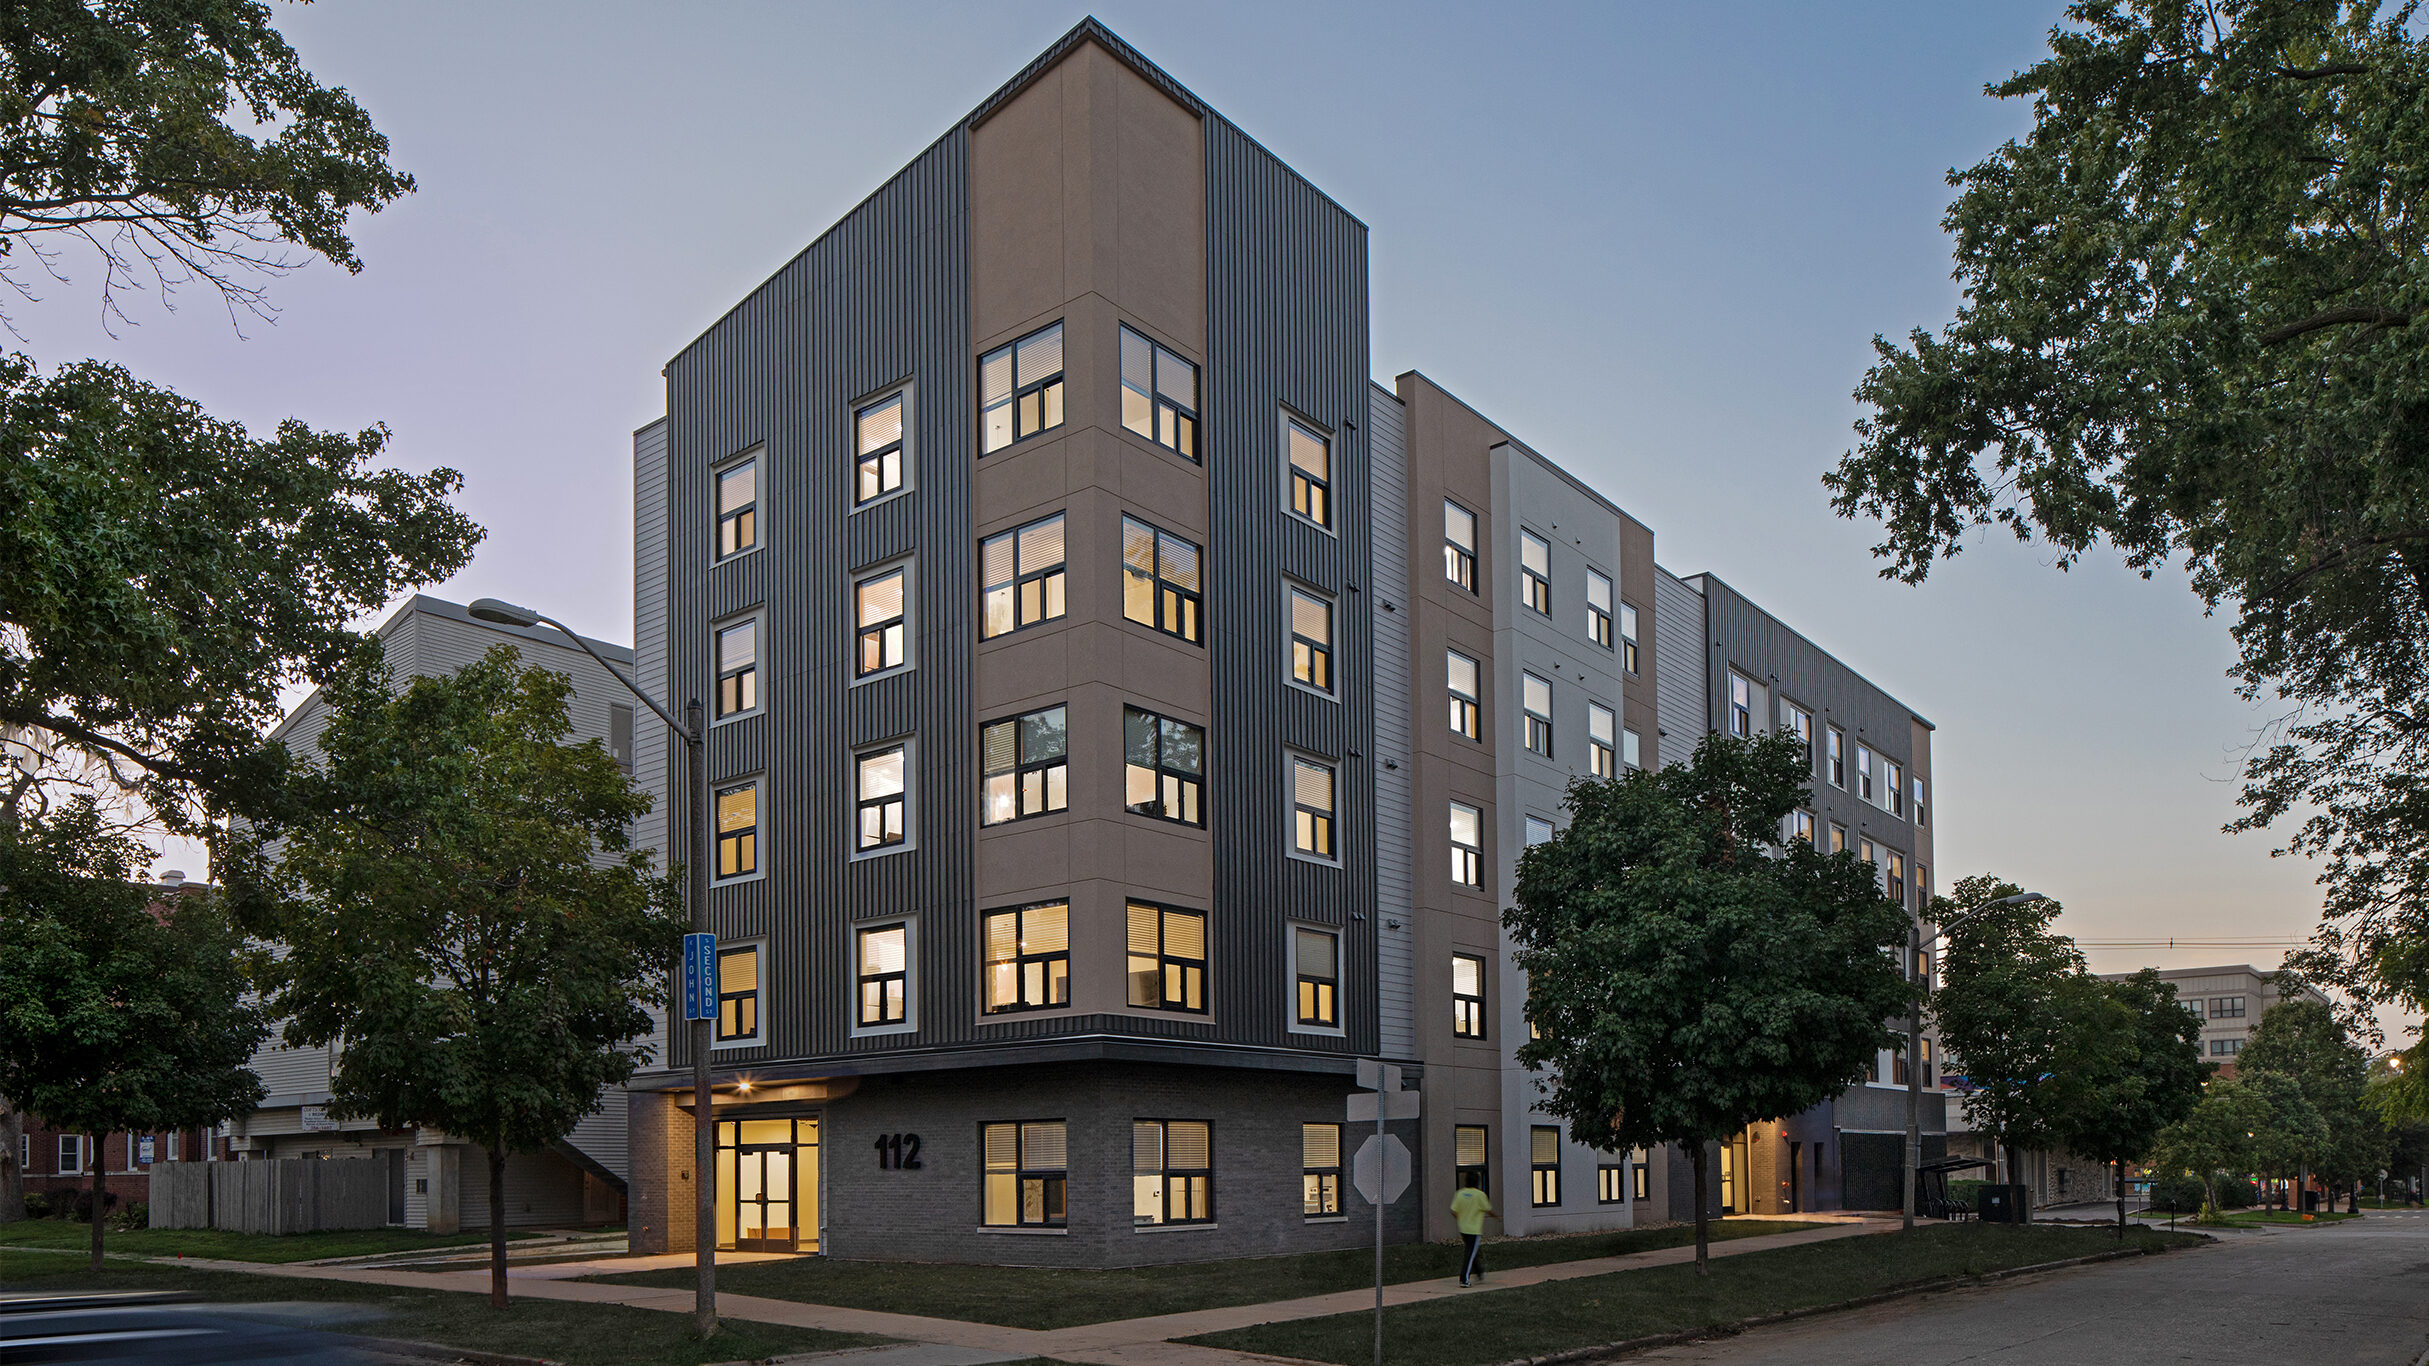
[851,738,917,859]
[711,609,764,727]
[851,380,916,512]
[849,916,918,1038]
[712,444,765,566]
[1285,921,1346,1038]
[1283,579,1338,701]
[850,556,917,686]
[1278,409,1339,538]
[711,773,767,887]
[1285,749,1342,866]
[710,935,768,1051]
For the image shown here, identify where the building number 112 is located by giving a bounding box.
[874,1133,922,1170]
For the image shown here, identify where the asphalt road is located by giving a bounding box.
[1634,1212,2429,1365]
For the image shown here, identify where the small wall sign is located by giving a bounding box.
[873,1133,922,1170]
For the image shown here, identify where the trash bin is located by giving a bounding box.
[1978,1185,2030,1223]
[2303,1190,2320,1212]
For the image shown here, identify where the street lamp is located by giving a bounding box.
[469,598,717,1337]
[1904,890,2046,1232]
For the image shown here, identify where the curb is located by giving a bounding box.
[347,1336,559,1366]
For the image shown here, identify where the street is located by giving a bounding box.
[1634,1213,2429,1365]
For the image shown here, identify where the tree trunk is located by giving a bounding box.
[89,1134,105,1272]
[488,1145,509,1309]
[1691,1144,1710,1276]
[2114,1160,2126,1239]
[2004,1140,2029,1224]
[0,1104,23,1223]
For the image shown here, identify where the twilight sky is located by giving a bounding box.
[39,4,2363,1019]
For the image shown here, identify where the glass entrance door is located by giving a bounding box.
[716,1115,821,1252]
[736,1144,792,1250]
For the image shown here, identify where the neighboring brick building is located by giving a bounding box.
[16,1120,217,1215]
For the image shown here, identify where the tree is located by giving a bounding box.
[2240,992,2387,1204]
[2049,968,2211,1236]
[1508,731,1914,1273]
[1821,0,2429,1039]
[242,648,683,1308]
[2150,1077,2278,1221]
[0,799,266,1267]
[1931,877,2085,1206]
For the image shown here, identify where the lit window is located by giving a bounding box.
[1292,756,1336,859]
[1856,743,1876,802]
[981,705,1067,825]
[1452,953,1487,1038]
[1598,1164,1625,1205]
[1530,1126,1561,1207]
[980,513,1066,639]
[1586,569,1614,648]
[717,943,760,1041]
[1121,325,1199,460]
[1792,810,1816,844]
[1133,1120,1213,1226]
[1525,814,1554,846]
[1622,727,1642,772]
[980,321,1064,454]
[1289,587,1333,692]
[1448,650,1481,741]
[856,746,906,852]
[856,567,908,677]
[1124,707,1205,826]
[1450,802,1483,888]
[980,1120,1066,1227]
[1286,417,1332,528]
[1304,1123,1343,1216]
[982,902,1070,1013]
[1828,727,1846,787]
[1295,926,1339,1027]
[1829,823,1847,855]
[1445,500,1477,591]
[1886,760,1906,817]
[1729,671,1754,737]
[1632,1163,1650,1200]
[716,781,758,879]
[1785,703,1814,772]
[856,925,907,1026]
[1589,702,1616,777]
[1619,602,1640,675]
[1455,1125,1489,1193]
[715,618,757,718]
[1122,516,1203,644]
[716,454,758,559]
[1886,851,1906,909]
[1127,901,1207,1013]
[855,391,906,504]
[1520,531,1551,616]
[1523,672,1553,758]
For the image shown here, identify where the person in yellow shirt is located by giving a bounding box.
[1450,1174,1493,1285]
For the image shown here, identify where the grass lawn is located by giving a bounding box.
[0,1219,551,1264]
[1184,1223,2203,1366]
[586,1219,1812,1329]
[0,1250,884,1366]
[2131,1208,2362,1227]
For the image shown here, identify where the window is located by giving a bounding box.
[1288,587,1333,693]
[165,1132,179,1162]
[1886,760,1906,817]
[1525,814,1554,846]
[1450,802,1483,888]
[716,455,758,559]
[1856,743,1876,802]
[1829,822,1847,855]
[1729,671,1754,737]
[1285,416,1332,528]
[1785,703,1814,772]
[1295,927,1339,1027]
[856,746,907,852]
[715,618,757,718]
[980,321,1063,454]
[1448,650,1481,741]
[1445,500,1477,591]
[855,391,907,504]
[856,567,908,677]
[981,705,1067,825]
[1523,673,1554,757]
[1455,1125,1489,1193]
[1589,703,1617,777]
[1125,708,1205,826]
[2212,1037,2246,1056]
[1121,325,1199,459]
[58,1134,82,1175]
[1519,530,1551,615]
[1792,810,1816,844]
[2210,996,2247,1019]
[856,925,907,1027]
[1828,727,1846,787]
[1127,902,1207,1013]
[1598,1164,1625,1205]
[609,704,634,774]
[1452,953,1487,1039]
[1921,1037,1934,1086]
[1586,569,1614,648]
[1530,1126,1561,1207]
[981,1121,1066,1227]
[1913,776,1928,827]
[1121,516,1203,644]
[983,902,1070,1013]
[1619,603,1641,675]
[1623,727,1642,771]
[1303,1123,1343,1217]
[717,943,760,1042]
[1632,1163,1650,1200]
[715,781,758,879]
[1133,1120,1213,1226]
[980,513,1067,638]
[1886,852,1906,909]
[1292,756,1336,859]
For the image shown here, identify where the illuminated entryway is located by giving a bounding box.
[715,1116,820,1252]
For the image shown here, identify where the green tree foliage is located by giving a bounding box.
[2048,968,2211,1235]
[1822,0,2429,1047]
[242,648,683,1307]
[1508,731,1913,1273]
[0,799,266,1267]
[2240,992,2388,1193]
[1931,877,2086,1190]
[2150,1078,2280,1220]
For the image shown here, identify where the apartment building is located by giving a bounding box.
[229,595,637,1232]
[2097,965,2326,1074]
[622,19,1946,1262]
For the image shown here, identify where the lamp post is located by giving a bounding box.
[1904,890,2046,1232]
[470,598,716,1337]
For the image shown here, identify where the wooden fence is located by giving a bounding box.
[151,1159,387,1233]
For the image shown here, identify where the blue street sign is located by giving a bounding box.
[682,932,718,1021]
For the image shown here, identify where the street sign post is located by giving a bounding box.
[681,933,717,1021]
[1353,1058,1419,1366]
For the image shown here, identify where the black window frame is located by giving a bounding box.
[1729,670,1754,738]
[1784,702,1814,772]
[1120,323,1200,461]
[2211,996,2247,1019]
[1287,584,1333,693]
[1619,601,1640,675]
[1530,1126,1561,1207]
[1121,515,1204,645]
[980,321,1065,455]
[1828,727,1847,787]
[1448,649,1481,742]
[1598,1163,1625,1205]
[855,923,908,1028]
[1633,1163,1651,1200]
[1132,1118,1215,1227]
[715,616,758,719]
[1285,415,1332,529]
[980,512,1067,639]
[716,452,759,560]
[855,744,907,853]
[854,389,908,505]
[980,1120,1067,1228]
[1124,706,1205,827]
[1455,1124,1490,1194]
[1291,754,1337,860]
[1126,900,1208,1014]
[1303,1122,1343,1217]
[1519,529,1551,616]
[715,780,758,880]
[1522,671,1554,758]
[1453,952,1488,1039]
[1450,801,1483,888]
[1445,498,1477,591]
[1294,925,1339,1028]
[982,901,1070,1015]
[980,704,1068,826]
[716,941,760,1043]
[1586,568,1614,648]
[1589,702,1616,778]
[855,565,909,678]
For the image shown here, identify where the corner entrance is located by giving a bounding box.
[714,1115,821,1252]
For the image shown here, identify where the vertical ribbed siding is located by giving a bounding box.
[1204,117,1376,1057]
[1366,383,1417,1060]
[1652,568,1707,767]
[665,132,974,1068]
[631,419,672,1079]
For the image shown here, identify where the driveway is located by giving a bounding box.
[1634,1211,2429,1365]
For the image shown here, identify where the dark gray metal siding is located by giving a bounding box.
[1367,383,1416,1059]
[1651,568,1707,767]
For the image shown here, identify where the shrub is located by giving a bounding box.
[2218,1178,2257,1209]
[1946,1178,1990,1210]
[63,1188,119,1223]
[2147,1174,2206,1213]
[21,1191,52,1219]
[110,1200,148,1231]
